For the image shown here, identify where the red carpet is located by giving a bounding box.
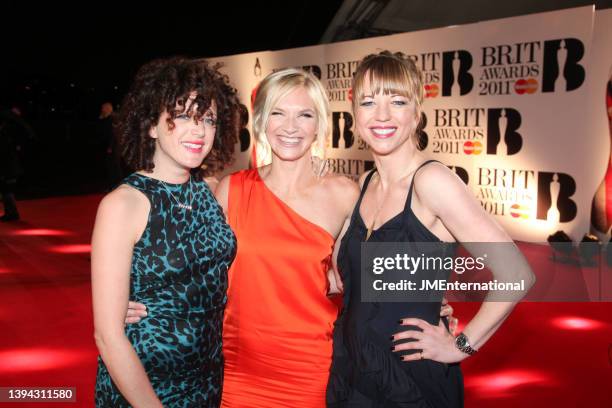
[0,195,611,407]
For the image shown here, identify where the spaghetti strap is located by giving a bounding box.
[359,169,377,202]
[350,169,377,222]
[405,160,442,210]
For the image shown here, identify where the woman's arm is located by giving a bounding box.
[327,176,361,295]
[394,164,535,363]
[328,216,351,295]
[92,187,163,407]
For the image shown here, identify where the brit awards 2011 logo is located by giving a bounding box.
[478,38,585,96]
[442,50,474,96]
[408,50,474,98]
[326,158,375,180]
[429,108,522,156]
[325,60,359,102]
[475,167,577,222]
[486,108,522,155]
[536,172,577,223]
[331,112,355,149]
[541,39,585,92]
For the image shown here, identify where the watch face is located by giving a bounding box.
[456,334,467,348]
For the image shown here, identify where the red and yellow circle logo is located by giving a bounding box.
[424,84,439,98]
[463,141,482,155]
[514,78,538,95]
[509,203,529,219]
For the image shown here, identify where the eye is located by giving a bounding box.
[270,110,283,116]
[300,112,314,118]
[359,100,374,107]
[392,100,408,106]
[204,116,217,127]
[176,113,190,120]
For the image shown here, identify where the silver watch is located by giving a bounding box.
[455,332,477,356]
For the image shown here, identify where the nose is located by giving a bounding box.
[190,119,205,136]
[375,102,391,121]
[282,115,298,134]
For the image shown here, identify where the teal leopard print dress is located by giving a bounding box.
[95,173,236,407]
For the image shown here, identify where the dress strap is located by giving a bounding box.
[351,169,377,222]
[405,160,442,211]
[359,169,378,202]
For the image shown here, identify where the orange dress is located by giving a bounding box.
[221,169,339,407]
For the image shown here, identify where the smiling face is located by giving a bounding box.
[265,86,318,162]
[149,93,217,172]
[355,72,419,156]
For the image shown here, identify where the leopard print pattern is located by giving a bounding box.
[95,173,236,407]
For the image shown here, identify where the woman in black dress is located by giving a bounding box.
[327,51,535,407]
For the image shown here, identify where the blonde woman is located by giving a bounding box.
[327,51,534,407]
[214,68,358,407]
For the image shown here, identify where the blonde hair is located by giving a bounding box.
[352,51,425,148]
[353,50,424,109]
[252,68,329,173]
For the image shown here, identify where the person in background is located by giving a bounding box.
[0,104,35,222]
[97,101,123,190]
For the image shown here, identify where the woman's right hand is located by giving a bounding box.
[125,301,147,324]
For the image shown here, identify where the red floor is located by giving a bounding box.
[0,195,611,407]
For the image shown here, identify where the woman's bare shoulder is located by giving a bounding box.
[99,184,148,214]
[322,173,359,195]
[320,173,360,212]
[204,176,219,194]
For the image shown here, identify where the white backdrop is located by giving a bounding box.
[209,6,611,243]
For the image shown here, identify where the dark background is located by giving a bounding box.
[0,1,343,198]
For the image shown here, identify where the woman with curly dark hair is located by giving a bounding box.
[91,56,239,407]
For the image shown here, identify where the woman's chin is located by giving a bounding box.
[367,143,399,157]
[271,147,310,162]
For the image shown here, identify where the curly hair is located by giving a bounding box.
[352,50,425,149]
[115,57,240,179]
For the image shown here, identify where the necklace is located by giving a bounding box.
[160,178,193,211]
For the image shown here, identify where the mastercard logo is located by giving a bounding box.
[424,84,439,98]
[510,203,529,219]
[463,141,482,155]
[514,78,538,95]
[348,88,353,102]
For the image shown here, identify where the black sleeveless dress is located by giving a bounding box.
[327,161,463,408]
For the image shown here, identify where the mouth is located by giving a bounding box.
[181,141,204,153]
[370,127,397,139]
[277,135,303,147]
